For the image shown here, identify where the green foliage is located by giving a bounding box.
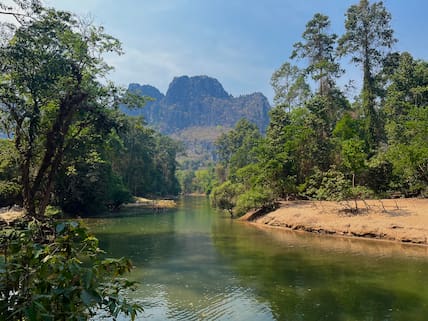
[291,13,341,95]
[235,186,276,217]
[0,139,19,182]
[365,153,393,193]
[176,170,196,195]
[215,119,262,175]
[210,181,244,216]
[381,53,428,195]
[305,167,351,201]
[209,1,427,219]
[0,181,21,207]
[333,113,363,140]
[177,167,218,196]
[339,138,367,177]
[150,134,181,196]
[0,139,21,206]
[338,0,396,67]
[270,62,310,110]
[347,185,375,201]
[193,168,216,195]
[54,149,131,215]
[0,4,126,217]
[109,117,181,198]
[52,115,181,215]
[0,219,142,320]
[111,117,157,197]
[338,0,396,147]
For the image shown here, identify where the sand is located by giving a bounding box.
[240,199,428,245]
[123,197,177,209]
[0,210,24,223]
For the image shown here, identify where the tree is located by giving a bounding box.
[215,119,262,176]
[339,138,367,187]
[384,52,428,141]
[0,139,21,206]
[291,13,341,96]
[150,134,181,196]
[210,181,244,217]
[176,170,196,194]
[0,3,144,320]
[112,117,157,196]
[382,54,428,195]
[270,62,310,111]
[193,167,216,195]
[338,0,396,148]
[0,6,131,217]
[0,219,142,320]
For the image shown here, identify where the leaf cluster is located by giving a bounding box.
[0,218,142,320]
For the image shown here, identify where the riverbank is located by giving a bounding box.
[122,197,177,209]
[240,199,428,245]
[0,197,177,223]
[0,209,23,223]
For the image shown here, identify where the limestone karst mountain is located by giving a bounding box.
[123,75,271,166]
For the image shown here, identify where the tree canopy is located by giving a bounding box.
[210,0,427,216]
[0,3,181,216]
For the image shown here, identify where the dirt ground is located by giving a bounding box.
[0,210,24,223]
[241,199,428,245]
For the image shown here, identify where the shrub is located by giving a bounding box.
[235,187,275,217]
[210,181,244,216]
[0,180,22,207]
[0,218,142,320]
[305,167,351,201]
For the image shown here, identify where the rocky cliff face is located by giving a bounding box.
[124,75,270,134]
[122,75,271,165]
[164,75,230,104]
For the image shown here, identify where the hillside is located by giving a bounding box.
[123,75,271,166]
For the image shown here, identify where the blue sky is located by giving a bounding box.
[49,0,428,102]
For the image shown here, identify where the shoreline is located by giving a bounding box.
[240,199,428,246]
[122,197,177,209]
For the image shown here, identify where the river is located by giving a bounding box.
[88,197,428,321]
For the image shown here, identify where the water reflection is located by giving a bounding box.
[88,197,428,321]
[212,220,428,321]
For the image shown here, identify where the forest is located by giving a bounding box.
[208,1,428,215]
[0,8,180,216]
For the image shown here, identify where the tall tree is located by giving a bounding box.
[382,53,428,193]
[338,0,396,148]
[112,117,156,196]
[270,62,310,111]
[0,6,128,217]
[291,13,341,96]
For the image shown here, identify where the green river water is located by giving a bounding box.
[89,197,428,321]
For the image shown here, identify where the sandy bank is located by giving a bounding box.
[123,197,177,209]
[240,199,428,245]
[0,210,24,223]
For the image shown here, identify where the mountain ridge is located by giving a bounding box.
[124,75,270,134]
[122,75,271,166]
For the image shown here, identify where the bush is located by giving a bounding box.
[0,219,142,320]
[235,187,275,217]
[0,180,22,207]
[210,181,244,216]
[304,167,351,201]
